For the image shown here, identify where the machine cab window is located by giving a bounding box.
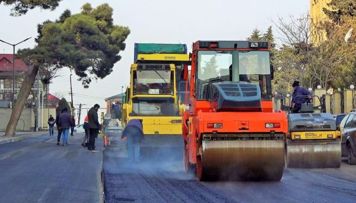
[196,51,271,100]
[133,64,174,95]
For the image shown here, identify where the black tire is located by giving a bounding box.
[196,156,206,181]
[347,145,356,165]
[196,156,218,181]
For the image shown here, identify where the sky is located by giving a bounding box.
[0,0,310,113]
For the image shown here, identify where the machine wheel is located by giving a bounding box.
[196,155,217,181]
[196,156,207,181]
[347,145,356,165]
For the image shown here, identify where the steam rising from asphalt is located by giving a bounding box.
[106,132,194,180]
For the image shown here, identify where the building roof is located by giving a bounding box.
[0,54,28,72]
[47,93,60,102]
[45,93,60,108]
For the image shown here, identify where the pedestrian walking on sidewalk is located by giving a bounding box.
[48,115,55,136]
[88,104,101,152]
[82,115,89,147]
[121,119,144,162]
[58,108,73,146]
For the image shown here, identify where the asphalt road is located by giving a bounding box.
[3,129,355,203]
[0,132,103,203]
[103,131,356,203]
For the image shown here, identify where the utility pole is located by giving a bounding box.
[41,89,44,130]
[76,103,86,125]
[70,73,74,110]
[78,103,82,125]
[121,86,124,103]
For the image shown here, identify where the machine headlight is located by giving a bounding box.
[265,123,281,128]
[294,134,301,139]
[207,123,223,129]
[327,134,334,139]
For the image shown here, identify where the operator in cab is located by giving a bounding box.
[291,80,311,113]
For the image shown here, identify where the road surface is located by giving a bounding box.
[103,131,356,203]
[0,133,103,203]
[2,130,355,203]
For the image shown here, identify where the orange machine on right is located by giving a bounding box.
[182,41,288,181]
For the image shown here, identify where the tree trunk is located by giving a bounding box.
[5,65,39,136]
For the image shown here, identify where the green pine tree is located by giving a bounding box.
[248,29,262,41]
[0,0,62,15]
[5,3,130,136]
[262,26,274,43]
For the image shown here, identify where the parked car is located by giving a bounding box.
[338,112,356,165]
[335,113,346,127]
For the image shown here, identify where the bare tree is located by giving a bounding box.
[274,15,311,46]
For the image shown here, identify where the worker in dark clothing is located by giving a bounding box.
[112,102,122,119]
[70,115,75,136]
[87,104,101,152]
[56,113,62,145]
[121,119,144,162]
[291,80,311,113]
[58,108,73,146]
[48,115,55,136]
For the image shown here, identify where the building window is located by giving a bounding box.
[0,79,4,90]
[4,79,11,89]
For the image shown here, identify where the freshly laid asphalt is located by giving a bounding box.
[103,130,356,203]
[0,132,103,203]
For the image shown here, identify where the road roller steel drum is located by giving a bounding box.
[287,113,342,168]
[200,134,285,181]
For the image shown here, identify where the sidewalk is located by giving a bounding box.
[0,132,104,203]
[0,131,48,145]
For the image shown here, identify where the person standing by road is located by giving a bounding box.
[70,115,75,136]
[82,115,89,147]
[121,119,144,162]
[291,80,311,113]
[58,108,73,146]
[88,104,101,152]
[56,113,62,145]
[48,115,55,136]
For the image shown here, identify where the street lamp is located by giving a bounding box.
[350,84,355,109]
[121,85,125,104]
[0,37,31,105]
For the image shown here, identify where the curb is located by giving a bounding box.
[0,133,47,145]
[0,136,23,145]
[98,137,105,203]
